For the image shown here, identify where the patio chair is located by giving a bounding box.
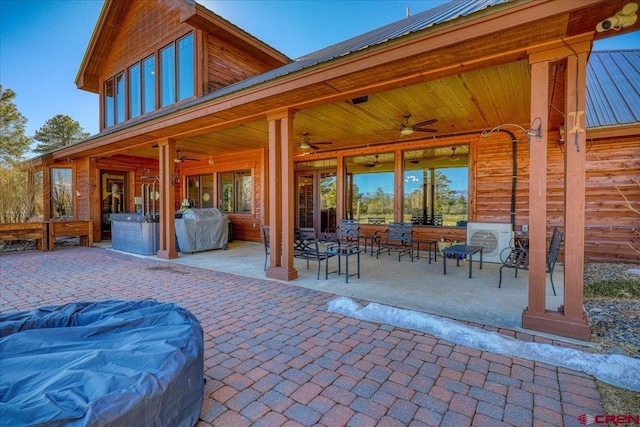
[293,227,333,279]
[376,222,414,261]
[326,219,361,249]
[498,227,563,295]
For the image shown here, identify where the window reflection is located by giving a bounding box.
[177,33,194,101]
[403,145,468,226]
[51,168,73,219]
[218,170,252,213]
[160,44,175,107]
[186,174,213,208]
[345,153,395,224]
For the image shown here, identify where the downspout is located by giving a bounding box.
[498,129,518,232]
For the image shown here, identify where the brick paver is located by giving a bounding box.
[0,247,606,426]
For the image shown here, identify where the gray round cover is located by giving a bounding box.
[0,300,204,426]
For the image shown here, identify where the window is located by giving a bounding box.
[142,56,155,114]
[345,153,395,224]
[218,170,252,213]
[403,145,469,226]
[160,44,175,107]
[186,174,214,208]
[129,64,141,119]
[177,33,194,101]
[101,33,193,129]
[103,80,114,128]
[115,73,125,124]
[51,168,73,219]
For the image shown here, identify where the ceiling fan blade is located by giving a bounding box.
[412,118,438,127]
[414,127,438,133]
[309,142,332,150]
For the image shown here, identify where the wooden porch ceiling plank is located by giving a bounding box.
[464,67,504,126]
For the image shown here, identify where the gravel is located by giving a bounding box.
[584,263,640,358]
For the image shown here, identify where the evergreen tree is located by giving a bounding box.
[0,85,32,164]
[32,114,89,154]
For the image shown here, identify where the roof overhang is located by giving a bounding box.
[74,1,128,93]
[182,2,290,67]
[56,0,638,164]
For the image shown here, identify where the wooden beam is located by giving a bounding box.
[524,60,549,317]
[562,47,590,331]
[523,39,592,340]
[266,110,298,280]
[156,138,179,259]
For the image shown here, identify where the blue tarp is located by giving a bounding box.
[0,300,204,426]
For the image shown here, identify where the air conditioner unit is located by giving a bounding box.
[467,222,513,263]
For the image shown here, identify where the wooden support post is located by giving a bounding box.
[157,138,179,259]
[561,49,590,337]
[523,60,549,319]
[523,37,592,340]
[266,109,298,281]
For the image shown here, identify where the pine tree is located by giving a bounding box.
[0,85,32,164]
[32,114,89,154]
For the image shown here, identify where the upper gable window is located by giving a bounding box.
[160,33,194,107]
[102,32,193,129]
[142,56,155,114]
[128,64,141,119]
[177,34,194,101]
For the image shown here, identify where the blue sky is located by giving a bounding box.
[1,0,638,145]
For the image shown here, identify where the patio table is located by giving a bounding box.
[413,239,438,264]
[325,244,360,283]
[442,244,484,278]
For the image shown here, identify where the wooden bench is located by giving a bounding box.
[49,220,93,251]
[0,222,49,251]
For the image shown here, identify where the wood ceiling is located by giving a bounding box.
[126,59,531,163]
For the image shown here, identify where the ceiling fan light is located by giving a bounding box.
[299,141,311,150]
[400,127,414,136]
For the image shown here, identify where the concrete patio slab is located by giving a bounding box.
[105,240,566,336]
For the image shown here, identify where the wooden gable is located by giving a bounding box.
[75,0,290,94]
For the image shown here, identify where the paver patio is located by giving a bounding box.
[0,246,605,426]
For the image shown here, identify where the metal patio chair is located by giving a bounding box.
[376,222,414,262]
[498,227,563,295]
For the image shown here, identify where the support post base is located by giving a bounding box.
[522,308,590,340]
[266,266,298,281]
[157,249,179,259]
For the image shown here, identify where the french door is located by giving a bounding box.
[101,171,126,239]
[296,170,337,235]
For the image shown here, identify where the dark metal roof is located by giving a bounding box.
[199,0,514,101]
[586,49,640,127]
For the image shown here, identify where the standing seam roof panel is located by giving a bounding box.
[586,50,640,127]
[198,0,514,102]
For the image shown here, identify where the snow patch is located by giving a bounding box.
[328,297,640,391]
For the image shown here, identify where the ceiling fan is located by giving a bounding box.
[363,154,382,168]
[449,146,461,162]
[390,113,438,136]
[299,132,333,150]
[174,150,199,163]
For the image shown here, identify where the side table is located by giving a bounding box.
[325,244,361,283]
[413,240,438,264]
[442,244,484,278]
